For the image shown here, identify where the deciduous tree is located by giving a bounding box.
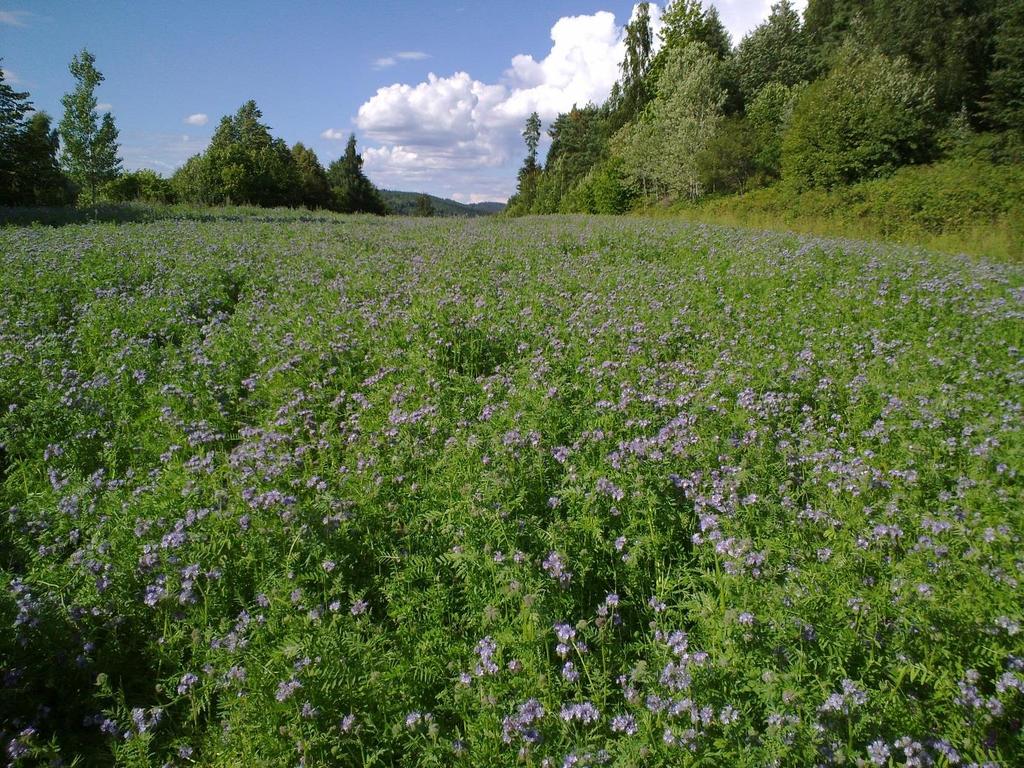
[58,49,122,208]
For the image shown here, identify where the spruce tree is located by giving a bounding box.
[326,134,386,214]
[0,61,33,204]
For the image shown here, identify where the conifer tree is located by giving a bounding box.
[327,134,386,214]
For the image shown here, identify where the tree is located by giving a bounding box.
[414,194,434,217]
[615,2,656,122]
[59,49,122,208]
[613,42,726,201]
[102,169,174,204]
[746,81,804,178]
[291,143,332,209]
[173,101,299,207]
[804,0,997,118]
[326,134,386,214]
[506,113,546,214]
[522,112,541,171]
[544,105,608,200]
[984,0,1024,133]
[1,60,32,203]
[781,47,936,189]
[11,113,72,205]
[733,0,812,104]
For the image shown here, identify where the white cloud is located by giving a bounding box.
[0,67,22,85]
[184,113,209,126]
[95,102,113,112]
[356,5,665,200]
[373,50,431,70]
[353,2,805,200]
[708,0,808,45]
[0,10,30,27]
[321,128,349,140]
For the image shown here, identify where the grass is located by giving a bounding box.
[1,210,1021,766]
[657,159,1024,262]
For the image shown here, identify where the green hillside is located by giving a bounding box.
[381,189,505,217]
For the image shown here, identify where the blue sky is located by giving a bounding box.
[1,1,802,202]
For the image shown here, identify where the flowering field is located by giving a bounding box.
[1,213,1022,767]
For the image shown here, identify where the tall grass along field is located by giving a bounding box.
[1,212,1022,767]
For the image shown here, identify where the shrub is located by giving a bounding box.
[102,170,176,204]
[781,47,936,189]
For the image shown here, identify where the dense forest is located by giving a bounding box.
[2,0,1022,224]
[505,0,1024,216]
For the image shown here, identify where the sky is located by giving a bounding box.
[1,1,805,202]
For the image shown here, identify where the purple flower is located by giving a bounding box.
[610,714,637,735]
[560,701,600,724]
[177,672,199,695]
[275,678,301,702]
[542,551,572,585]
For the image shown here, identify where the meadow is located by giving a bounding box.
[1,212,1022,767]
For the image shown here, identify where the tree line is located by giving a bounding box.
[506,0,1024,215]
[1,50,387,213]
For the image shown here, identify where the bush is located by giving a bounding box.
[781,47,936,189]
[560,159,634,214]
[677,157,1024,259]
[101,170,176,204]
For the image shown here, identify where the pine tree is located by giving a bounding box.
[326,134,386,214]
[0,61,33,204]
[58,49,121,208]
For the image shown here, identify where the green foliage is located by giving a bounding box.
[677,157,1024,259]
[733,0,812,103]
[413,193,434,217]
[193,101,299,207]
[804,0,997,118]
[326,134,386,214]
[523,111,542,169]
[1,211,1022,765]
[507,113,551,215]
[101,169,175,204]
[1,111,73,207]
[614,2,656,123]
[746,81,803,178]
[58,49,122,208]
[559,158,634,214]
[0,60,32,203]
[695,116,760,195]
[290,142,332,210]
[614,42,725,200]
[984,0,1024,133]
[781,47,935,189]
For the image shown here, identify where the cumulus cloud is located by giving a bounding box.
[356,5,664,200]
[714,0,807,45]
[95,102,113,112]
[352,1,803,200]
[0,66,22,85]
[184,113,209,126]
[321,128,348,140]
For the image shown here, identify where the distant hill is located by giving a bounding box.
[381,190,505,217]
